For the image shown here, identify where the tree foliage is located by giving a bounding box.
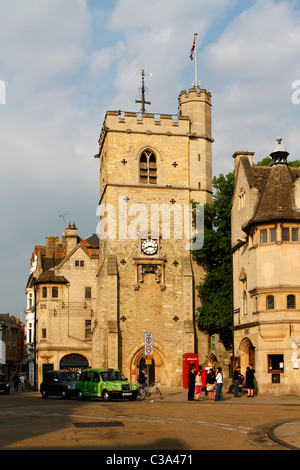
[192,172,235,348]
[255,156,300,167]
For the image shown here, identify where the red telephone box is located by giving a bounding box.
[182,353,199,389]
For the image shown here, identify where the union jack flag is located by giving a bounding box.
[190,36,196,60]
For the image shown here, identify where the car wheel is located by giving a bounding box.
[129,396,137,401]
[42,390,48,399]
[61,390,67,399]
[77,390,84,400]
[102,390,111,402]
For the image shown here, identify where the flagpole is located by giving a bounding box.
[194,33,198,90]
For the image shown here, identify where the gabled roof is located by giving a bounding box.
[240,161,300,230]
[35,269,69,285]
[31,233,99,271]
[78,236,99,256]
[251,165,296,222]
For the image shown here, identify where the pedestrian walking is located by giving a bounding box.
[138,368,147,390]
[214,367,223,401]
[13,373,19,392]
[195,370,202,401]
[20,373,25,392]
[188,366,196,401]
[233,366,242,397]
[246,365,255,397]
[206,368,215,400]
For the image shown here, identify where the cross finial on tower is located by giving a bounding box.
[135,65,152,114]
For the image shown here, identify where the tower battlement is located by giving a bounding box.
[178,88,212,107]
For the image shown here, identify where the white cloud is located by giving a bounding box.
[201,0,300,172]
[104,0,239,113]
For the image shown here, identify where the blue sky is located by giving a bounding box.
[0,0,300,319]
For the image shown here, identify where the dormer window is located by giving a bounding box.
[139,149,157,184]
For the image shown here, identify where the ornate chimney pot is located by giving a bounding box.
[270,136,289,166]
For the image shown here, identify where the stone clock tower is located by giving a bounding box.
[93,80,213,386]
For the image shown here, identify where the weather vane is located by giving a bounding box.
[135,65,152,114]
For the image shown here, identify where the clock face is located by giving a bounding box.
[141,239,158,255]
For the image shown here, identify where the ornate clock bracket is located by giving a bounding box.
[133,258,166,291]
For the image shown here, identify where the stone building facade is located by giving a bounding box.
[231,138,300,395]
[0,313,25,379]
[26,225,99,387]
[92,88,213,386]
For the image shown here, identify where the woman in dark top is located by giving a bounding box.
[206,368,216,401]
[245,365,255,397]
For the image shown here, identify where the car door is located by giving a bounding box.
[84,370,93,396]
[51,373,60,396]
[91,371,101,397]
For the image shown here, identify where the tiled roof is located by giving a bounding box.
[35,269,69,284]
[240,159,300,229]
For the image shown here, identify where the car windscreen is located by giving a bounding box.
[58,372,79,381]
[100,371,126,381]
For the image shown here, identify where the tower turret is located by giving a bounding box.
[178,88,213,201]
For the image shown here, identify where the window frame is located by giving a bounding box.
[139,149,157,185]
[85,319,92,338]
[287,294,296,309]
[266,295,275,310]
[282,227,290,241]
[85,287,92,299]
[75,260,84,267]
[260,229,268,244]
[52,286,58,298]
[270,228,277,242]
[292,228,299,242]
[268,354,284,373]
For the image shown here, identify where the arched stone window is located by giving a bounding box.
[139,149,157,184]
[60,353,89,370]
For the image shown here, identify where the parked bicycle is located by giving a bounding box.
[137,380,163,400]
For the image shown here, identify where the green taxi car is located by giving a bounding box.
[75,368,138,402]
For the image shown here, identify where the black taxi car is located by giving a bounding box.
[40,370,79,399]
[0,374,10,394]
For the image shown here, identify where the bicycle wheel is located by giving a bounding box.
[155,387,163,399]
[137,388,146,400]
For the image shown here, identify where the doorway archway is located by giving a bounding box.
[239,338,255,371]
[129,344,165,385]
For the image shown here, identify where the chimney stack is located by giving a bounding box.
[62,223,78,254]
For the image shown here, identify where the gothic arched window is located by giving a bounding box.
[139,149,157,184]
